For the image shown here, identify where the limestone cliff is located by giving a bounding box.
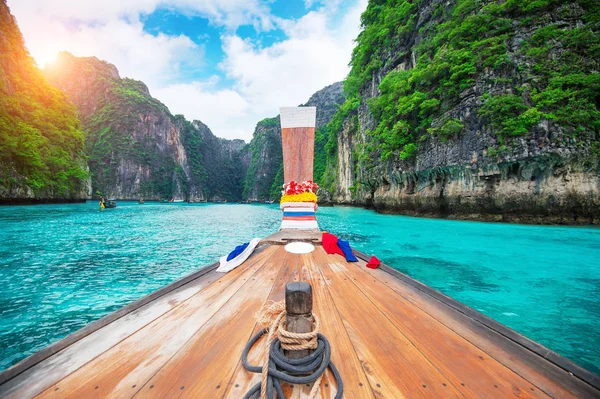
[192,120,246,201]
[45,52,245,201]
[0,2,90,203]
[242,117,282,201]
[327,0,600,223]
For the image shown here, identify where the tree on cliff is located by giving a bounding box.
[0,0,88,199]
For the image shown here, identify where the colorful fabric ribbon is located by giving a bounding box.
[366,256,381,269]
[322,232,357,262]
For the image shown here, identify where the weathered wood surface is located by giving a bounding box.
[1,244,598,398]
[281,127,315,183]
[261,229,321,244]
[285,282,314,359]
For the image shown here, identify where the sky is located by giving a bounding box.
[7,0,367,141]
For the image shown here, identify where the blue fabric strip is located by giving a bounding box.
[337,239,358,262]
[227,242,249,261]
[283,212,315,217]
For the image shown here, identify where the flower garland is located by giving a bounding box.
[280,180,319,203]
[282,180,319,195]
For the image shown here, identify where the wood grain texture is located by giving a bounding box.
[261,229,321,245]
[281,127,315,183]
[302,252,374,399]
[312,248,462,398]
[0,259,221,395]
[33,246,279,399]
[1,266,220,399]
[358,258,598,399]
[132,247,287,398]
[223,249,304,398]
[329,255,548,399]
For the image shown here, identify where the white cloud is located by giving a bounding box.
[6,0,368,141]
[153,81,252,140]
[159,0,367,140]
[9,0,274,30]
[13,16,201,89]
[7,0,276,84]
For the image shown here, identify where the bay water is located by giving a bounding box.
[0,201,598,374]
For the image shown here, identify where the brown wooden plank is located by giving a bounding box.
[330,255,549,399]
[225,249,371,399]
[300,251,374,398]
[34,245,279,399]
[223,248,302,397]
[279,259,336,398]
[261,229,321,245]
[1,266,220,399]
[311,247,462,398]
[359,257,598,399]
[0,260,222,387]
[133,247,287,398]
[281,126,315,183]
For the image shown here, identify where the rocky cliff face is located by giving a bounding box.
[328,0,600,223]
[0,3,89,203]
[192,120,247,201]
[44,52,195,200]
[45,53,246,201]
[243,117,282,201]
[243,82,345,201]
[306,82,345,128]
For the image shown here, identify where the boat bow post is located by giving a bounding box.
[279,107,319,232]
[284,282,314,360]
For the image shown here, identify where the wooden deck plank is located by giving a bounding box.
[360,258,597,399]
[311,247,462,398]
[261,229,321,245]
[132,247,287,398]
[33,246,279,399]
[300,251,374,398]
[330,255,548,399]
[223,248,303,397]
[225,250,373,399]
[280,257,346,399]
[0,266,220,399]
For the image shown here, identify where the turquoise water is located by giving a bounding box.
[0,202,598,375]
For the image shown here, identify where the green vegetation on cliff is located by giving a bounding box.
[46,53,247,201]
[81,76,181,198]
[0,0,87,198]
[329,0,600,164]
[243,117,282,200]
[191,120,246,201]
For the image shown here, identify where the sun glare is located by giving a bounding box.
[37,51,58,69]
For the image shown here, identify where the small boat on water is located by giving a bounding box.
[138,198,144,204]
[102,198,117,208]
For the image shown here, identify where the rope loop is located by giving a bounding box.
[242,301,343,399]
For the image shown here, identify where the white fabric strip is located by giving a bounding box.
[216,238,262,273]
[280,202,317,210]
[280,107,316,128]
[283,208,316,214]
[280,220,319,230]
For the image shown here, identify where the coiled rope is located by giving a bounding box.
[242,301,343,399]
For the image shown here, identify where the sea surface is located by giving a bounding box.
[0,201,599,375]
